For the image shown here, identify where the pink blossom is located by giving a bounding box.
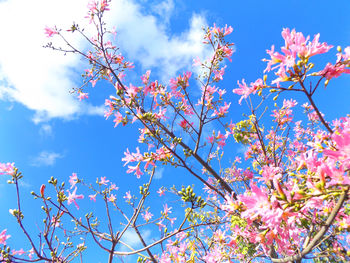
[317,62,350,80]
[233,78,263,104]
[0,229,10,245]
[260,165,282,183]
[99,176,110,185]
[156,220,166,231]
[213,66,226,81]
[11,248,25,256]
[157,187,165,196]
[113,112,123,127]
[142,210,153,222]
[108,194,116,202]
[44,26,58,37]
[211,24,233,36]
[212,102,231,117]
[123,191,132,201]
[179,119,192,129]
[89,193,97,202]
[78,92,89,101]
[67,187,84,210]
[162,204,172,217]
[323,118,350,168]
[122,147,143,166]
[126,163,143,178]
[141,70,151,86]
[0,162,15,175]
[69,173,78,189]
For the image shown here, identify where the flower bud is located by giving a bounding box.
[40,184,46,197]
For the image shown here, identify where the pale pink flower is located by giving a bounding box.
[67,187,84,210]
[89,193,97,202]
[0,162,15,175]
[78,92,89,101]
[113,112,123,127]
[108,194,116,203]
[233,78,263,104]
[99,176,110,185]
[11,248,25,256]
[69,173,78,189]
[157,187,165,196]
[212,102,231,117]
[162,204,172,217]
[0,229,11,245]
[142,210,153,222]
[44,26,58,37]
[123,191,132,201]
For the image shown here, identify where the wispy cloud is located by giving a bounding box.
[39,124,53,137]
[0,0,210,122]
[154,167,165,180]
[106,0,210,81]
[30,151,63,167]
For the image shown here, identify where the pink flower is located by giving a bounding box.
[69,173,78,189]
[162,204,172,217]
[11,248,25,256]
[108,194,116,202]
[179,119,192,129]
[126,163,143,178]
[113,112,123,127]
[0,229,11,245]
[317,62,350,80]
[212,102,231,117]
[89,193,97,202]
[323,118,350,168]
[211,24,233,36]
[44,26,58,37]
[157,187,165,196]
[233,79,263,104]
[142,210,153,222]
[213,66,226,81]
[78,92,89,101]
[123,191,132,201]
[99,176,110,185]
[67,187,84,210]
[141,70,151,86]
[122,148,143,166]
[0,162,15,175]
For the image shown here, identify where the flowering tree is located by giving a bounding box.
[1,0,350,262]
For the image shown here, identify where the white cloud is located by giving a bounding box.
[154,167,164,179]
[151,0,174,24]
[120,228,151,248]
[106,0,210,81]
[0,0,103,122]
[30,151,63,167]
[0,0,210,122]
[39,124,53,137]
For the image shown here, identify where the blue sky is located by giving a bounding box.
[1,0,350,261]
